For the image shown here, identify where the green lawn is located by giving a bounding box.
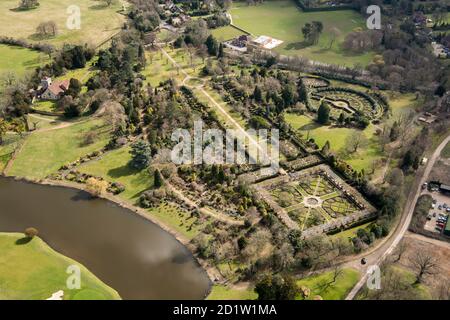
[207,284,258,300]
[8,119,110,179]
[284,113,381,171]
[330,221,374,241]
[0,233,120,300]
[0,0,125,47]
[78,146,153,202]
[230,0,374,66]
[148,203,208,240]
[296,268,360,300]
[211,25,245,41]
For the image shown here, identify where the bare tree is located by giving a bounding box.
[393,240,408,263]
[36,21,58,38]
[343,131,368,154]
[328,27,341,49]
[409,252,439,284]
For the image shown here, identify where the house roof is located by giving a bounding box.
[46,79,70,96]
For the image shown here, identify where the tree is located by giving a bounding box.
[393,240,407,263]
[302,21,323,45]
[217,43,224,58]
[386,168,404,187]
[65,78,82,97]
[85,177,108,197]
[328,27,341,49]
[154,168,164,188]
[409,252,439,284]
[18,0,39,10]
[321,140,330,155]
[35,21,58,38]
[255,274,299,300]
[317,101,330,124]
[24,227,38,238]
[344,131,368,154]
[0,118,7,145]
[129,140,152,170]
[205,35,218,56]
[253,85,263,103]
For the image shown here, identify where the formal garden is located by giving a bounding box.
[256,165,374,232]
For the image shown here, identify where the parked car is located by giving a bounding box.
[438,205,443,210]
[433,212,437,217]
[436,226,443,232]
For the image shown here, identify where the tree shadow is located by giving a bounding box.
[9,7,38,12]
[71,190,92,201]
[285,41,312,50]
[89,4,109,10]
[299,122,321,131]
[28,33,56,42]
[15,237,32,245]
[107,164,136,179]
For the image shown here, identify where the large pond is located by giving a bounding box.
[0,177,211,299]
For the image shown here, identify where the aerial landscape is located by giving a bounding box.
[0,0,450,306]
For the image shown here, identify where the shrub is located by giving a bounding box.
[24,227,39,238]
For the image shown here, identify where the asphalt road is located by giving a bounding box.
[345,134,450,300]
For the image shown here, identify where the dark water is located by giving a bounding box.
[0,177,210,299]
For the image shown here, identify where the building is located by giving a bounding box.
[439,184,450,195]
[248,35,283,50]
[40,78,70,100]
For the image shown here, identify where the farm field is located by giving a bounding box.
[0,0,125,47]
[229,0,375,66]
[8,119,111,179]
[0,233,120,300]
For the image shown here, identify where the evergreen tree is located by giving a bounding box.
[217,43,224,58]
[129,140,152,169]
[253,86,263,103]
[154,168,164,188]
[205,35,218,56]
[322,140,331,155]
[317,101,330,124]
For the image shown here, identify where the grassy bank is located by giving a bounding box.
[0,233,120,300]
[8,119,110,179]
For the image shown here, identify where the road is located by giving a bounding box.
[345,133,450,299]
